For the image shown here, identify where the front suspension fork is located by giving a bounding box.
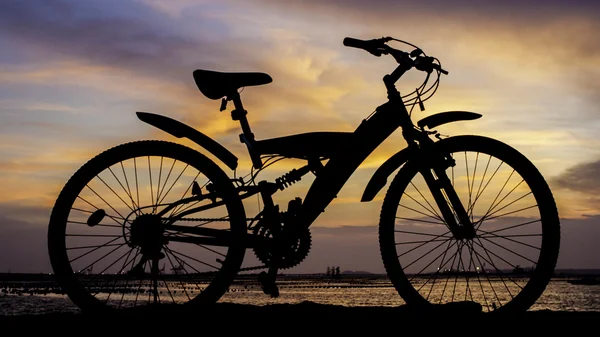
[418,153,475,239]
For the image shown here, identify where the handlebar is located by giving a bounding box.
[343,37,391,56]
[343,36,448,76]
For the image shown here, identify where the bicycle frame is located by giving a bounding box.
[151,64,477,249]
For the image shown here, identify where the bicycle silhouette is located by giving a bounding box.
[47,36,560,313]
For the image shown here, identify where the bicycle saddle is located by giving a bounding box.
[193,69,273,100]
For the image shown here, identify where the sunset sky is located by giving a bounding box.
[1,0,599,273]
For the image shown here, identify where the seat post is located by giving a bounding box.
[229,91,263,169]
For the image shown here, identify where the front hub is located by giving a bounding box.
[129,214,166,259]
[453,223,476,240]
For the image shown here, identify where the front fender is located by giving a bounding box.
[136,112,238,170]
[416,111,481,130]
[361,147,415,202]
[362,110,482,202]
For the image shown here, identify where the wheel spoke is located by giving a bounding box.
[395,216,446,225]
[418,239,456,296]
[156,159,177,205]
[396,230,452,259]
[469,153,479,223]
[451,241,465,303]
[478,229,541,250]
[439,240,462,303]
[101,246,137,304]
[410,239,458,284]
[119,162,140,213]
[134,157,140,210]
[72,242,127,271]
[155,156,164,213]
[472,238,523,291]
[85,184,126,222]
[480,169,515,221]
[396,238,450,245]
[195,244,227,259]
[164,246,221,271]
[118,248,141,308]
[96,174,136,214]
[67,220,122,229]
[148,156,155,212]
[465,152,472,222]
[464,241,474,302]
[164,248,204,293]
[394,229,452,238]
[479,191,532,225]
[406,184,444,222]
[483,219,541,235]
[471,240,519,296]
[468,155,492,216]
[159,165,194,208]
[76,196,126,224]
[163,249,192,301]
[468,241,497,310]
[67,242,124,251]
[170,173,207,217]
[484,205,538,221]
[399,203,443,222]
[485,181,527,218]
[478,236,538,265]
[404,237,454,271]
[468,160,503,215]
[67,236,123,263]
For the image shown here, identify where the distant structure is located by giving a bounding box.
[326,266,341,279]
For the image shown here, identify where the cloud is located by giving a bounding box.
[0,0,231,79]
[254,0,600,23]
[551,159,600,195]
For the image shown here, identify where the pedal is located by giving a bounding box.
[258,271,280,298]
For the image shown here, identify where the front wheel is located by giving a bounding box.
[379,135,560,313]
[48,140,247,313]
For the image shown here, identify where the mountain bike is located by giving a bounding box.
[47,36,560,314]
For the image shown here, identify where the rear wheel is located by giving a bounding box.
[48,140,246,312]
[379,135,560,313]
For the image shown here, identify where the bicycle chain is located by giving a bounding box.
[168,216,268,272]
[171,217,258,222]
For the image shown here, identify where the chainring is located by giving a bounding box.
[252,223,312,270]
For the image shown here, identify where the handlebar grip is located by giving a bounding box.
[343,37,369,48]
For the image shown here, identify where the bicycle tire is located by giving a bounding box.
[379,135,560,313]
[48,140,247,312]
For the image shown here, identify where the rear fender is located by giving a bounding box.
[136,112,238,170]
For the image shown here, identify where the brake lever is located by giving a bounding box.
[366,37,393,57]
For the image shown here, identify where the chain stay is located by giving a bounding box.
[164,216,267,272]
[168,217,257,222]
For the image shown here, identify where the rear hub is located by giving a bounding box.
[129,214,166,259]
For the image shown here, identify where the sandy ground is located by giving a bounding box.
[1,301,599,334]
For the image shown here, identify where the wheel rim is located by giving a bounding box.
[381,137,559,313]
[49,142,245,311]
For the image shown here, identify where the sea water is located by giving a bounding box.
[1,278,599,315]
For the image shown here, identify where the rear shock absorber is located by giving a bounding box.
[275,165,311,190]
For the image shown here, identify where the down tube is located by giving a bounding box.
[298,102,404,230]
